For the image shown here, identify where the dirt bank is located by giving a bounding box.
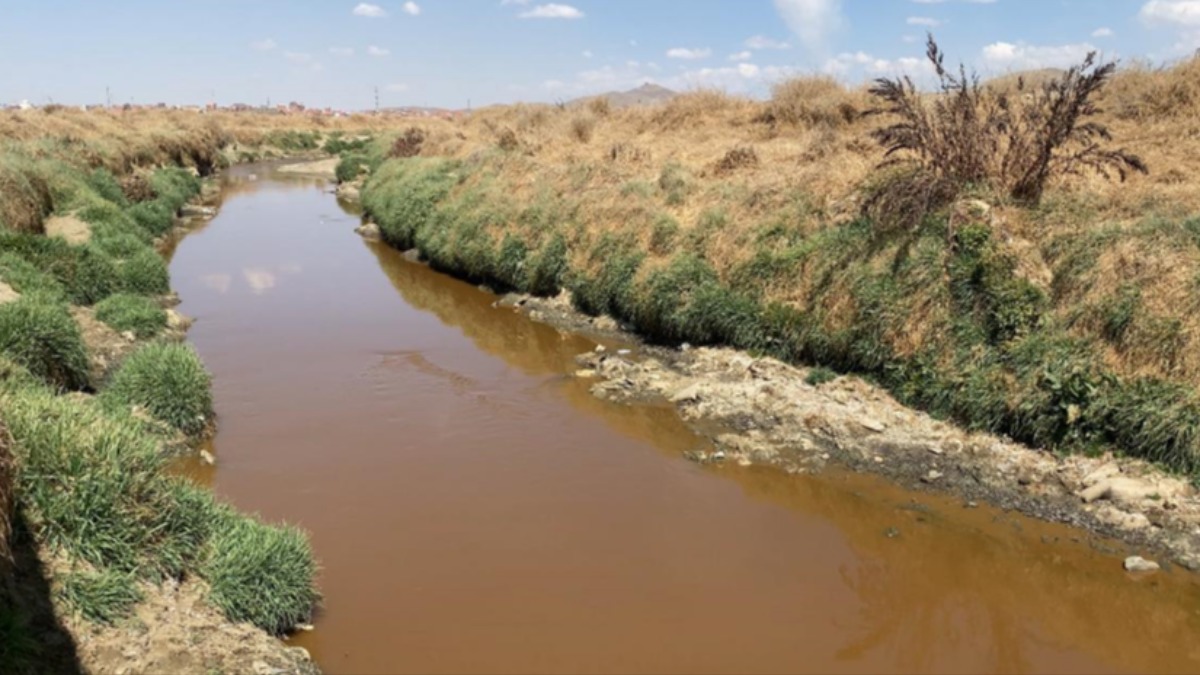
[498,289,1200,571]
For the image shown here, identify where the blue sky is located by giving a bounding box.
[1,1,1197,110]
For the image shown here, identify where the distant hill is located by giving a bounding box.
[570,83,677,110]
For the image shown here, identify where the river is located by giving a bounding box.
[166,163,1200,674]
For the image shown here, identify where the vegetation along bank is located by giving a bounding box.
[341,44,1200,564]
[0,107,404,674]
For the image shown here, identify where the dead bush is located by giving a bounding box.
[715,145,759,175]
[0,160,52,233]
[120,174,155,202]
[608,143,650,164]
[389,127,427,158]
[759,76,861,129]
[587,97,612,117]
[864,35,1147,229]
[570,114,597,143]
[496,127,520,152]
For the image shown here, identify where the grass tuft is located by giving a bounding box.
[94,293,167,338]
[0,294,89,390]
[101,342,212,436]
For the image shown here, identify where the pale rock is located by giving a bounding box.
[1124,555,1160,572]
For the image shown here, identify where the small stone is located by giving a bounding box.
[680,342,691,352]
[873,456,884,464]
[712,450,727,462]
[922,470,944,483]
[942,439,964,455]
[617,349,631,356]
[820,453,830,461]
[1123,555,1160,573]
[860,418,886,433]
[121,330,137,342]
[737,456,752,467]
[199,449,216,466]
[295,623,315,632]
[884,527,900,539]
[928,445,944,456]
[670,384,703,403]
[574,369,597,379]
[965,501,978,509]
[594,345,606,353]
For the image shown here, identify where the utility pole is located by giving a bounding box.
[105,86,111,108]
[374,86,379,113]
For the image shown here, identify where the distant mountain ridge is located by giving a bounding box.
[570,83,678,110]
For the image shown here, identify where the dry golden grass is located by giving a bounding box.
[373,56,1200,385]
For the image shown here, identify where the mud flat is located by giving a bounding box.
[503,290,1200,572]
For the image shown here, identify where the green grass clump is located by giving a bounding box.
[83,168,128,208]
[363,158,461,249]
[94,294,167,338]
[0,232,119,305]
[658,162,690,206]
[335,153,367,184]
[324,133,370,155]
[117,248,170,295]
[805,366,838,386]
[4,387,214,576]
[0,253,66,299]
[57,570,143,624]
[0,294,89,390]
[202,514,319,635]
[266,130,321,152]
[102,342,212,436]
[3,383,320,629]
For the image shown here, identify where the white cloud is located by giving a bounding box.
[1140,0,1200,25]
[250,38,277,51]
[367,45,391,57]
[242,268,277,295]
[501,0,531,4]
[329,47,355,57]
[774,0,843,54]
[980,41,1096,71]
[403,2,421,15]
[822,51,931,80]
[666,47,712,60]
[907,16,942,26]
[385,83,409,92]
[284,51,313,64]
[518,3,584,19]
[729,50,753,61]
[582,49,593,58]
[745,35,791,50]
[1092,27,1114,37]
[353,3,387,17]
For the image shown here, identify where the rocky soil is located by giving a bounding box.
[506,291,1200,572]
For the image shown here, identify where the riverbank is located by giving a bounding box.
[345,55,1200,569]
[0,111,394,673]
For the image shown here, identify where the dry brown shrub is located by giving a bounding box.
[587,97,612,117]
[0,161,52,233]
[1102,56,1200,121]
[759,76,862,129]
[389,127,427,158]
[651,89,742,128]
[569,114,597,143]
[120,174,155,202]
[608,142,650,164]
[715,145,759,175]
[496,127,520,152]
[864,36,1148,229]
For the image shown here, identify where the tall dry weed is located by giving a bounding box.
[864,35,1147,229]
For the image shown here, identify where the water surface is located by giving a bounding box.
[168,164,1200,674]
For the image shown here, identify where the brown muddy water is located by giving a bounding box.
[167,164,1200,675]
